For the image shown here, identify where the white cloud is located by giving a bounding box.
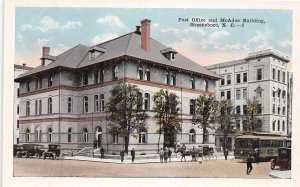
[199,30,230,49]
[243,28,272,51]
[36,38,53,45]
[52,44,71,56]
[96,15,125,28]
[21,16,81,32]
[152,23,159,29]
[161,27,206,35]
[221,42,242,51]
[91,33,119,45]
[279,40,292,48]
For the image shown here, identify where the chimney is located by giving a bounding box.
[42,46,50,56]
[141,19,151,51]
[135,26,141,34]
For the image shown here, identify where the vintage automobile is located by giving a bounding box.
[13,144,23,157]
[16,144,45,158]
[270,148,291,170]
[42,144,61,160]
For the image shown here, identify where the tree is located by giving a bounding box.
[106,83,149,154]
[243,97,262,133]
[192,95,218,144]
[153,89,181,150]
[217,99,236,159]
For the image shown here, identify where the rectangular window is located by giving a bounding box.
[272,104,275,114]
[236,105,241,114]
[17,120,19,129]
[83,96,88,113]
[226,90,231,100]
[277,70,280,82]
[282,71,286,83]
[94,95,99,112]
[190,100,195,115]
[236,74,241,83]
[48,76,53,87]
[243,72,247,82]
[17,105,19,115]
[139,133,146,143]
[17,88,20,97]
[243,89,247,100]
[68,97,72,113]
[278,107,280,115]
[257,104,262,114]
[220,91,225,99]
[100,94,105,111]
[35,80,39,90]
[236,89,241,100]
[272,68,276,80]
[243,105,248,115]
[113,134,119,143]
[144,93,150,110]
[39,100,42,115]
[227,75,231,85]
[39,78,42,89]
[83,73,88,85]
[236,120,240,131]
[26,81,31,92]
[257,68,262,80]
[221,76,225,85]
[94,70,99,84]
[100,68,104,83]
[35,100,38,115]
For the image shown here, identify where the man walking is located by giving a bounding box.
[224,148,228,160]
[159,148,164,163]
[254,148,259,164]
[246,154,253,175]
[131,148,136,163]
[120,150,125,163]
[164,148,169,163]
[100,146,105,158]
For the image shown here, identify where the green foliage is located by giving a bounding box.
[217,99,236,135]
[153,89,181,148]
[192,95,219,144]
[243,97,262,133]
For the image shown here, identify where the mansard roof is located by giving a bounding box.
[16,32,219,80]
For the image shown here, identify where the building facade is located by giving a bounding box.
[15,19,219,154]
[206,49,292,150]
[14,64,33,144]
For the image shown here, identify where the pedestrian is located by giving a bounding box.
[159,148,164,163]
[176,140,180,150]
[246,154,253,175]
[120,150,125,163]
[168,148,172,162]
[254,148,259,164]
[191,146,197,162]
[131,148,136,163]
[164,148,169,163]
[100,146,105,158]
[181,149,186,162]
[224,148,228,160]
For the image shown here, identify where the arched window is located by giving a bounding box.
[68,128,72,142]
[204,79,208,91]
[113,65,118,79]
[277,120,280,131]
[272,121,276,131]
[256,87,263,99]
[83,96,88,113]
[100,94,105,111]
[48,97,52,114]
[145,68,150,81]
[190,77,195,89]
[144,93,150,110]
[35,127,41,142]
[139,131,146,143]
[137,67,143,80]
[67,97,72,113]
[190,99,195,115]
[137,92,143,110]
[165,71,170,85]
[189,129,196,143]
[47,128,52,142]
[25,129,30,142]
[26,101,30,116]
[94,95,99,112]
[282,121,285,132]
[39,100,42,115]
[83,128,88,142]
[171,74,176,86]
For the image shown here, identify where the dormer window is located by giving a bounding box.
[160,47,178,61]
[89,46,106,60]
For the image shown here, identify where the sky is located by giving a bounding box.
[15,8,292,68]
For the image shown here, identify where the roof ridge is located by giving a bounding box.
[124,32,134,55]
[95,32,134,47]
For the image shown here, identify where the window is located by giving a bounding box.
[113,134,119,143]
[165,71,170,85]
[137,67,143,80]
[137,92,143,110]
[236,120,241,131]
[145,68,150,81]
[68,128,72,142]
[113,65,118,79]
[282,121,285,132]
[139,132,146,143]
[48,76,53,87]
[144,93,150,110]
[220,91,225,99]
[282,90,286,99]
[17,104,19,115]
[272,121,276,131]
[68,97,72,113]
[189,129,196,143]
[236,74,241,83]
[17,120,19,129]
[25,129,30,142]
[236,89,241,100]
[277,70,280,82]
[26,81,31,92]
[190,78,195,89]
[243,105,247,114]
[221,76,225,85]
[190,99,195,115]
[171,74,176,86]
[243,72,247,82]
[17,138,19,144]
[100,68,104,83]
[90,51,95,60]
[83,128,88,142]
[26,101,30,116]
[83,73,88,85]
[226,90,231,100]
[48,97,52,114]
[272,68,275,80]
[35,100,38,115]
[83,96,88,113]
[35,80,38,90]
[17,88,20,97]
[39,78,42,89]
[256,87,263,99]
[257,68,262,80]
[94,70,99,84]
[100,94,105,111]
[236,105,241,115]
[227,75,231,85]
[277,89,281,98]
[39,100,42,115]
[48,128,52,142]
[272,104,275,114]
[283,107,286,115]
[243,89,247,100]
[277,107,280,115]
[277,120,280,131]
[283,72,286,83]
[204,79,208,91]
[257,104,262,114]
[94,95,99,112]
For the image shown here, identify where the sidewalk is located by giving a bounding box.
[269,170,291,179]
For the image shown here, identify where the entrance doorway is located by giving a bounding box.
[95,126,102,148]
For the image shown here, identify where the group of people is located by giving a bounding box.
[159,147,172,163]
[119,148,136,163]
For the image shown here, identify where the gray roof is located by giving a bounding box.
[16,32,219,80]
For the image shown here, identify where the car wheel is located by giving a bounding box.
[271,161,276,170]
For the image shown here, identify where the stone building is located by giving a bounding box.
[15,19,219,154]
[206,49,292,150]
[14,64,33,144]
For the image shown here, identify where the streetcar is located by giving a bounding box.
[234,132,289,161]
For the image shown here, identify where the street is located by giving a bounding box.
[14,157,272,178]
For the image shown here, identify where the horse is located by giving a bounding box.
[175,147,201,162]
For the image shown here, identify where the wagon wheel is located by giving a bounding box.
[271,161,276,170]
[34,153,39,159]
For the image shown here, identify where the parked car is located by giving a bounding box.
[14,144,23,157]
[271,147,291,170]
[43,144,61,160]
[16,144,45,158]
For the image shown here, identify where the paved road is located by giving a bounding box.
[13,157,272,178]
